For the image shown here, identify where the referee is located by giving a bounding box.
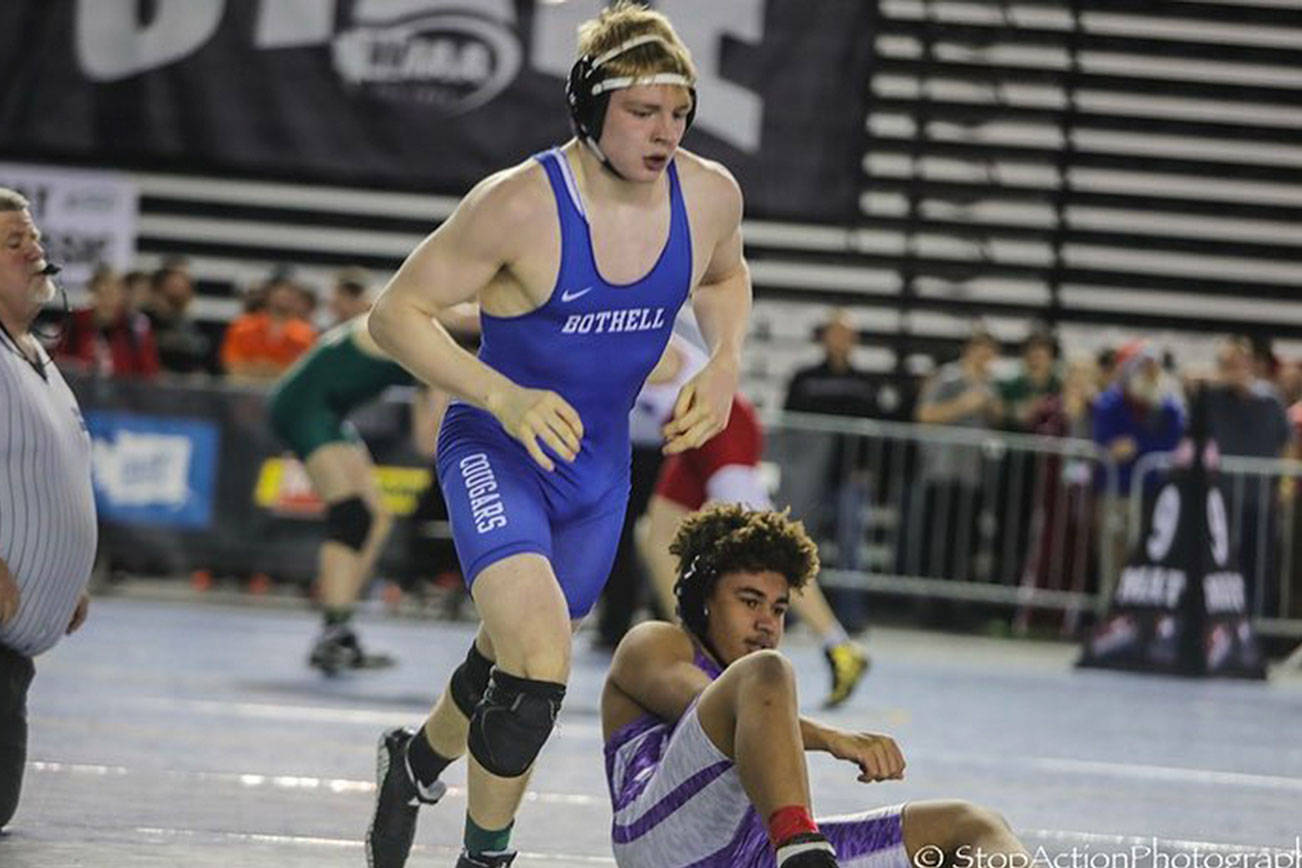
[0,187,97,830]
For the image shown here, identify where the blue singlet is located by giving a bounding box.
[436,147,694,616]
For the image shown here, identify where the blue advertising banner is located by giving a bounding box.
[84,411,220,530]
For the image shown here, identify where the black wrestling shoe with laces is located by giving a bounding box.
[455,850,517,867]
[364,727,445,868]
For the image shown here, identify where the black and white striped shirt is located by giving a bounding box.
[0,335,97,657]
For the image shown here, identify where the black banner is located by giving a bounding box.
[1079,446,1266,679]
[0,1,874,223]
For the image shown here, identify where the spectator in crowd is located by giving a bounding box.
[1204,336,1290,615]
[122,269,151,314]
[291,281,318,323]
[1205,337,1290,457]
[55,264,159,378]
[782,309,884,631]
[220,272,316,381]
[1093,341,1185,495]
[1275,358,1302,408]
[328,267,375,326]
[1285,390,1302,618]
[1249,335,1278,386]
[1091,340,1185,586]
[909,325,1002,585]
[1016,356,1101,634]
[145,261,217,375]
[998,325,1061,432]
[1095,346,1119,392]
[993,326,1063,587]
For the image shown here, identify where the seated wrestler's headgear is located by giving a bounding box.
[673,554,716,643]
[565,34,698,177]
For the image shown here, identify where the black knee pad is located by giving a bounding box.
[467,670,566,778]
[326,497,372,551]
[449,641,493,718]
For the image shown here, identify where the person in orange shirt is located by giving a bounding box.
[221,274,317,381]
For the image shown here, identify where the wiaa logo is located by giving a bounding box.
[332,12,522,114]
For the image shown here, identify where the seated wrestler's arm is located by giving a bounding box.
[798,714,907,784]
[608,621,713,725]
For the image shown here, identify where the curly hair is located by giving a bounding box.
[670,504,819,640]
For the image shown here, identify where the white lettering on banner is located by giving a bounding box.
[1115,566,1187,609]
[658,0,765,151]
[71,0,768,147]
[255,0,336,49]
[531,0,766,151]
[0,163,138,288]
[1204,571,1247,614]
[560,307,666,335]
[1146,484,1181,562]
[91,432,193,507]
[1207,488,1230,567]
[76,0,224,83]
[332,11,523,113]
[459,453,507,533]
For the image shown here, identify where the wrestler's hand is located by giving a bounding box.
[824,729,906,783]
[662,355,738,455]
[488,384,584,472]
[66,593,89,635]
[0,559,18,626]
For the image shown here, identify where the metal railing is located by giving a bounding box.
[1129,451,1302,638]
[766,411,1121,634]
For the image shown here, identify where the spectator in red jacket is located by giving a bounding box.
[56,264,159,378]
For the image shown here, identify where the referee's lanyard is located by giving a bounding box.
[0,319,49,381]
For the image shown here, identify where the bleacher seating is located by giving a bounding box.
[102,0,1301,403]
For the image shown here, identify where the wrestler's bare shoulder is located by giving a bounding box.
[673,149,743,228]
[616,619,698,665]
[454,158,555,241]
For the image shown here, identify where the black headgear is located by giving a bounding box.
[565,34,697,175]
[673,555,715,642]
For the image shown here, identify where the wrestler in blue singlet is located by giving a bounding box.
[437,147,693,617]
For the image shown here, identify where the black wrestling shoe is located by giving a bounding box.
[309,626,395,675]
[365,727,445,868]
[455,850,517,867]
[778,833,840,867]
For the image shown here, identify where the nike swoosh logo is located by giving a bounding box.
[561,286,594,303]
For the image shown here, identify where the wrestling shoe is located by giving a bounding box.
[778,833,840,867]
[309,626,395,675]
[365,727,445,868]
[822,641,870,709]
[455,850,517,867]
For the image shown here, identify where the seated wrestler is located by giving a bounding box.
[602,503,1030,868]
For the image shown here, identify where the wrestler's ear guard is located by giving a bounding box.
[565,35,698,155]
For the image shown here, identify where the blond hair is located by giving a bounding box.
[577,2,696,86]
[0,187,30,212]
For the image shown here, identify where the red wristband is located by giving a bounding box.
[768,805,819,847]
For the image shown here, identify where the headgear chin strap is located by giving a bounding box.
[565,33,697,179]
[673,555,724,665]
